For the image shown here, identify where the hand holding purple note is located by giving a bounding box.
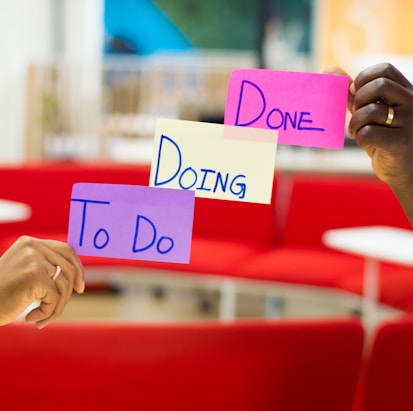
[224,69,349,149]
[67,183,195,264]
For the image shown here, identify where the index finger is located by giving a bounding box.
[353,62,412,91]
[323,65,354,112]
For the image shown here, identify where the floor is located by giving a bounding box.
[53,267,402,325]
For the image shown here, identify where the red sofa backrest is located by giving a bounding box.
[0,161,151,237]
[192,172,280,246]
[0,318,363,411]
[282,173,412,247]
[0,162,280,246]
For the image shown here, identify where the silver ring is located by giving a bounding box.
[52,265,61,281]
[385,105,395,126]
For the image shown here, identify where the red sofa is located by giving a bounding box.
[1,160,413,311]
[0,317,364,411]
[352,314,413,411]
[0,160,279,276]
[237,172,413,311]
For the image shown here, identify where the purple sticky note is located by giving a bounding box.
[68,183,195,264]
[224,69,349,149]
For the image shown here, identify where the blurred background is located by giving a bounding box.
[2,0,413,165]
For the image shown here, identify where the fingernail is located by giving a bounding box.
[349,82,356,95]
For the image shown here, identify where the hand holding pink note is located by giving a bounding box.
[224,69,349,149]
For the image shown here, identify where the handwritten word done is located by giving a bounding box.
[235,80,325,132]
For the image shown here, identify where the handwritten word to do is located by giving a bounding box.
[67,183,195,264]
[150,118,278,204]
[224,69,349,149]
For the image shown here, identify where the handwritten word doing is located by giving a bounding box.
[71,198,174,255]
[235,80,325,132]
[153,134,246,199]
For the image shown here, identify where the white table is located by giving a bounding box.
[323,226,413,330]
[0,199,31,223]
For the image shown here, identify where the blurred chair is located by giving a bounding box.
[354,315,413,411]
[25,62,101,160]
[0,318,363,411]
[25,52,256,161]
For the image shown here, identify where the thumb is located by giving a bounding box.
[323,65,355,113]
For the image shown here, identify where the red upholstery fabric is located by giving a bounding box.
[0,233,266,277]
[84,237,267,276]
[0,162,279,278]
[237,172,413,308]
[339,263,413,312]
[192,179,279,247]
[354,315,413,411]
[237,246,364,288]
[0,318,363,411]
[0,161,151,237]
[2,163,413,311]
[282,173,411,247]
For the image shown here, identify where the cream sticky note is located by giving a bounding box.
[224,69,349,149]
[150,118,278,204]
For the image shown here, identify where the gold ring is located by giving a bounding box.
[385,105,395,126]
[52,265,61,281]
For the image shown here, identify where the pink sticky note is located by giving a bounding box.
[67,183,195,264]
[224,69,349,149]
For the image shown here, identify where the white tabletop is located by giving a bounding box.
[323,225,413,267]
[0,199,31,223]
